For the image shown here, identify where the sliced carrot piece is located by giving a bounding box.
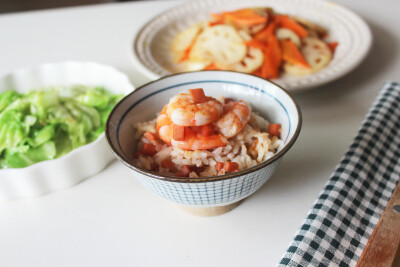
[215,162,224,171]
[251,68,262,76]
[275,15,308,38]
[161,158,175,169]
[281,39,310,68]
[268,123,281,137]
[141,143,156,156]
[254,21,276,42]
[224,9,267,26]
[189,88,207,103]
[224,161,239,172]
[204,63,221,70]
[328,41,338,54]
[173,124,185,141]
[144,131,158,141]
[209,13,225,26]
[244,39,267,50]
[178,40,196,63]
[269,35,283,73]
[260,37,281,79]
[260,45,276,79]
[201,124,214,137]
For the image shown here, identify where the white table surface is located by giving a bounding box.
[1,0,400,266]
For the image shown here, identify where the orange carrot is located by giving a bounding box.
[275,15,308,38]
[260,36,282,79]
[254,21,276,42]
[260,45,277,79]
[204,63,221,70]
[215,162,224,171]
[141,143,156,156]
[144,131,158,141]
[224,161,239,172]
[281,39,310,68]
[201,124,214,137]
[268,123,281,137]
[244,39,266,50]
[161,158,175,169]
[189,88,207,103]
[269,35,283,74]
[178,44,193,63]
[209,13,225,26]
[224,9,267,26]
[328,42,338,53]
[173,125,185,141]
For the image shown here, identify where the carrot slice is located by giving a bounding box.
[260,45,276,79]
[260,36,282,79]
[189,88,207,103]
[224,161,239,172]
[224,9,267,26]
[209,13,225,26]
[144,131,158,141]
[178,36,197,63]
[141,143,156,156]
[161,158,175,169]
[204,63,221,70]
[244,39,266,50]
[281,39,310,68]
[269,35,283,74]
[215,162,224,171]
[254,21,276,42]
[201,124,214,136]
[268,123,281,137]
[328,41,338,54]
[173,124,185,141]
[275,15,308,38]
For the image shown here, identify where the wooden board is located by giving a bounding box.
[356,181,400,267]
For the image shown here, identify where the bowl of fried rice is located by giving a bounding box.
[106,70,301,216]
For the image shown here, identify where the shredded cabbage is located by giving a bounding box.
[0,85,123,169]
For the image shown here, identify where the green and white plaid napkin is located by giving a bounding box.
[278,82,400,266]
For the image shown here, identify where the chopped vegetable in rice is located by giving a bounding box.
[133,88,282,177]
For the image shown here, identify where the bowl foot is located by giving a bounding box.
[179,200,243,216]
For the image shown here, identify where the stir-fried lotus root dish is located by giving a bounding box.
[133,88,282,178]
[171,7,338,78]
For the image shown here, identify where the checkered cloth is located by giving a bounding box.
[278,82,400,267]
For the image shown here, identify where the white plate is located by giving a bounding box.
[131,0,372,92]
[0,62,135,200]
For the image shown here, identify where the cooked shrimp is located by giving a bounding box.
[214,100,252,138]
[171,127,227,150]
[167,91,223,126]
[157,104,227,150]
[156,105,173,145]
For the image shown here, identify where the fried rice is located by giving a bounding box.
[133,111,282,178]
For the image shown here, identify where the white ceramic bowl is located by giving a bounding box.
[132,0,372,92]
[106,71,301,211]
[0,62,135,200]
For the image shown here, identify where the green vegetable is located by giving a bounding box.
[0,86,123,169]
